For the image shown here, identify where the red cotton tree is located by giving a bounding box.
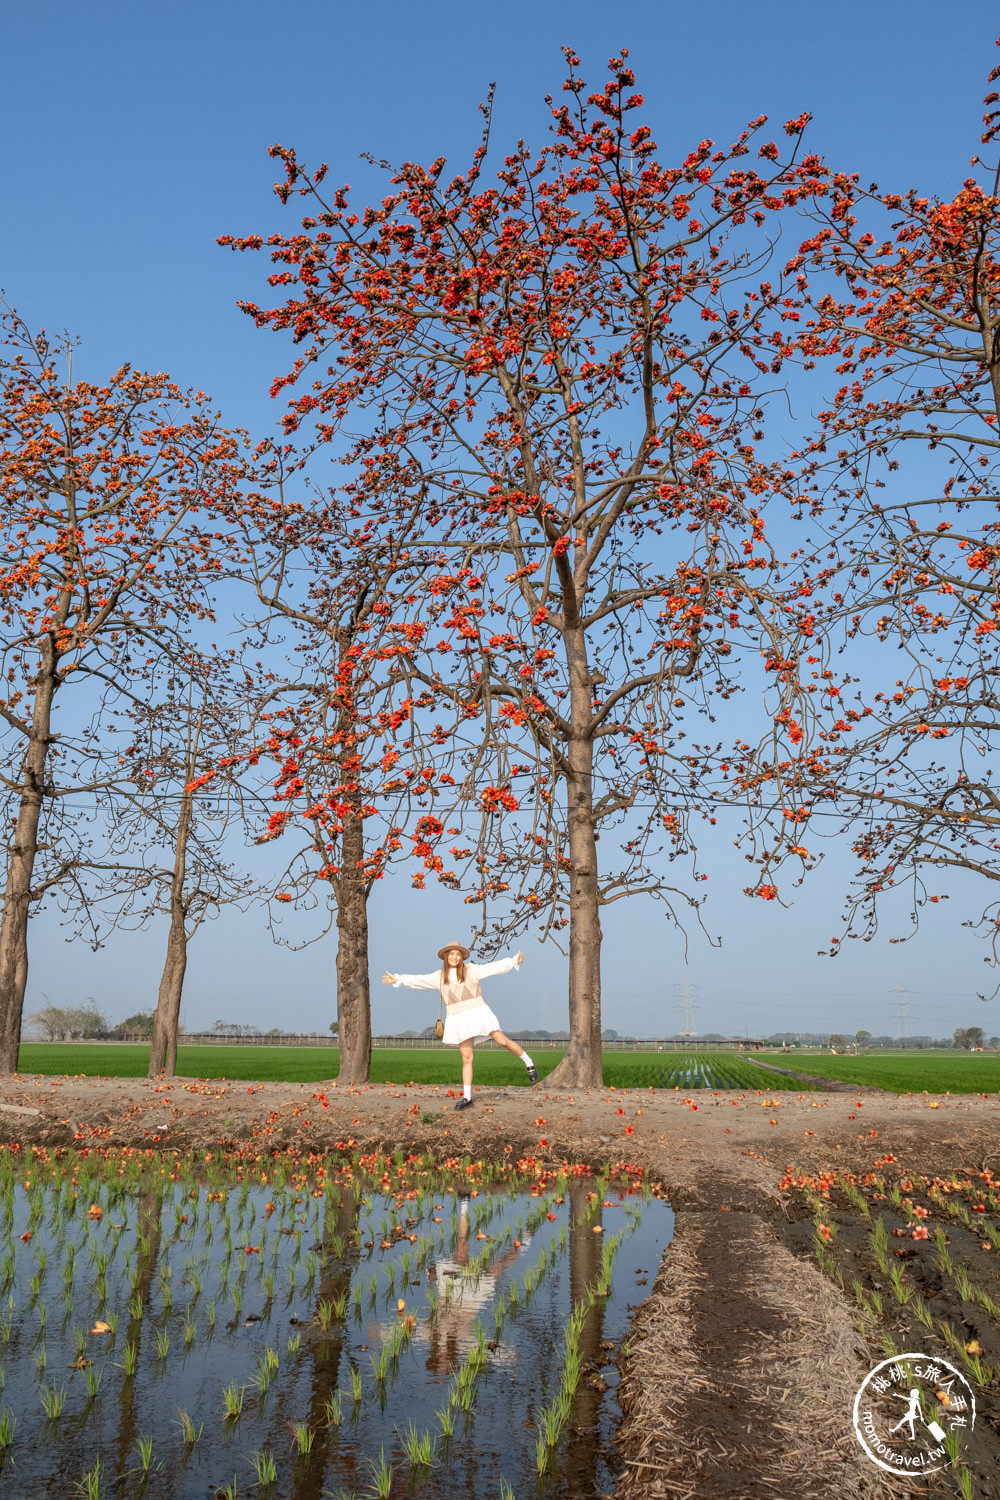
[733,51,1000,980]
[230,456,469,1081]
[77,651,262,1077]
[221,52,827,1084]
[0,306,245,1072]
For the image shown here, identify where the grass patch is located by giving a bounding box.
[22,1043,994,1092]
[777,1050,1000,1095]
[14,1044,808,1090]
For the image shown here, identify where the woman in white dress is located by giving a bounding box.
[382,942,538,1109]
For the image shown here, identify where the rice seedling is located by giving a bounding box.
[83,1364,102,1399]
[911,1294,933,1329]
[973,1286,1000,1322]
[349,1366,363,1403]
[133,1435,156,1476]
[887,1261,915,1306]
[155,1327,170,1359]
[324,1389,343,1427]
[118,1340,138,1377]
[0,1406,15,1448]
[961,1345,990,1385]
[38,1382,66,1419]
[286,1331,301,1357]
[879,1330,900,1358]
[436,1402,454,1439]
[291,1422,314,1454]
[177,1408,203,1445]
[399,1419,436,1467]
[370,1341,390,1383]
[248,1447,278,1485]
[870,1217,890,1274]
[77,1456,101,1500]
[316,1298,334,1330]
[222,1381,246,1420]
[34,1342,47,1377]
[361,1447,393,1499]
[253,1348,279,1395]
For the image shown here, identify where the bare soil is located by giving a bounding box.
[2,1064,998,1498]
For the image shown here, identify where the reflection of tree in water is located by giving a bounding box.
[558,1179,607,1497]
[111,1182,164,1491]
[287,1187,360,1500]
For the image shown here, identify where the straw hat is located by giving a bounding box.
[437,941,471,961]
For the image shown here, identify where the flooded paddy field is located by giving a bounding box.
[0,1148,672,1499]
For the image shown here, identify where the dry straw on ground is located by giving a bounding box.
[614,1215,930,1499]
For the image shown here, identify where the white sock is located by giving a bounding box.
[521,1050,534,1068]
[463,1083,472,1100]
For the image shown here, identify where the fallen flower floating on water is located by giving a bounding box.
[89,1321,111,1335]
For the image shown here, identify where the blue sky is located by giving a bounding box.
[4,1,1000,1040]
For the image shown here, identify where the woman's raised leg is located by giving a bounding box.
[490,1030,539,1083]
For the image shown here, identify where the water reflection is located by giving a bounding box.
[293,1186,359,1500]
[422,1192,526,1376]
[0,1168,672,1499]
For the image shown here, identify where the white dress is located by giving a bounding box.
[392,956,521,1045]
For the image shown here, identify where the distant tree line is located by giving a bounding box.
[26,1003,155,1042]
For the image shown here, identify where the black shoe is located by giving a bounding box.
[454,1096,474,1111]
[525,1063,539,1084]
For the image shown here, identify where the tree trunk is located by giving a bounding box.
[546,617,603,1088]
[335,807,372,1083]
[148,790,192,1078]
[0,660,55,1074]
[547,730,604,1087]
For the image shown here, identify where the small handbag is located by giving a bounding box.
[434,1014,444,1040]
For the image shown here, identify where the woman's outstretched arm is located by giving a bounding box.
[381,970,441,989]
[471,952,524,982]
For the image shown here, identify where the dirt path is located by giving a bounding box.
[2,1070,998,1497]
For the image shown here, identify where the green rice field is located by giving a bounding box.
[10,1044,999,1092]
[773,1049,1000,1095]
[15,1045,805,1091]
